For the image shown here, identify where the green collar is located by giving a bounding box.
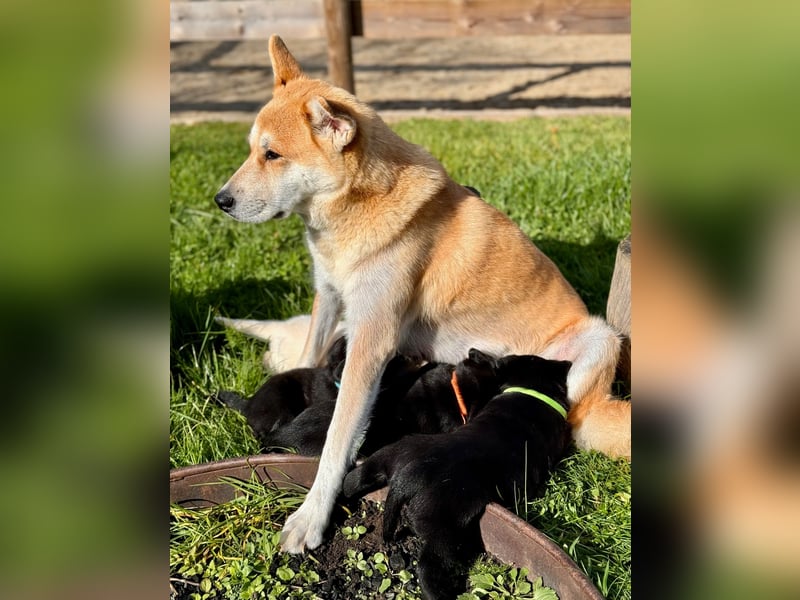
[501,387,568,419]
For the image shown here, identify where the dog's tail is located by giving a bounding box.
[214,315,309,342]
[216,314,321,372]
[568,387,631,460]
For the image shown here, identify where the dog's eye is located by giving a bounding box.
[265,149,281,161]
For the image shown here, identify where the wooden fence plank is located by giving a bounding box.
[170,0,630,42]
[359,0,631,37]
[323,0,355,92]
[170,1,325,41]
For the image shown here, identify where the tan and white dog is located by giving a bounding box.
[214,36,630,553]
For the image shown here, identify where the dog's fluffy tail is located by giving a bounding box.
[214,315,308,342]
[216,314,322,372]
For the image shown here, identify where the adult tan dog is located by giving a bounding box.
[214,36,630,553]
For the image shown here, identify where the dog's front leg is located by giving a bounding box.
[296,287,342,368]
[280,318,398,552]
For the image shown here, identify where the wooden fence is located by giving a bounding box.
[171,0,630,92]
[171,0,631,40]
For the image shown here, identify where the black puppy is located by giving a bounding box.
[217,337,433,454]
[263,346,498,456]
[342,350,573,600]
[216,336,349,444]
[260,350,425,455]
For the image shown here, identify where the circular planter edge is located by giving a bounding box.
[170,455,603,600]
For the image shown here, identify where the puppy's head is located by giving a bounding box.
[214,35,358,223]
[324,336,348,382]
[495,354,572,403]
[454,348,500,417]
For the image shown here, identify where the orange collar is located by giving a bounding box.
[450,370,468,424]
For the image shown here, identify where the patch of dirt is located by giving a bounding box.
[300,500,425,598]
[171,499,428,599]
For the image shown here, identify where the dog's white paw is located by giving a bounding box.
[279,500,327,553]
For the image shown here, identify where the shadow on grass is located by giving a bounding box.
[537,233,623,316]
[170,276,313,377]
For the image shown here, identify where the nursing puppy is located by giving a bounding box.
[343,351,573,600]
[261,348,496,456]
[214,35,627,552]
[215,336,349,442]
[218,341,495,456]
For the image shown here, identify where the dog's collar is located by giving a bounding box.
[450,371,468,425]
[501,387,568,419]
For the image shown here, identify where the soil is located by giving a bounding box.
[171,499,429,599]
[170,35,630,124]
[298,500,425,599]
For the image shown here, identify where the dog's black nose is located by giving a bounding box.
[214,191,235,211]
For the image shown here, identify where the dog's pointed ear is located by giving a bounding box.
[307,96,356,151]
[269,35,304,87]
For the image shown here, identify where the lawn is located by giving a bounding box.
[170,117,630,599]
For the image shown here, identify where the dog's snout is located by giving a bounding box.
[215,190,235,211]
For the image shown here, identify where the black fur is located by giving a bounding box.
[216,343,498,456]
[215,337,348,443]
[342,351,573,600]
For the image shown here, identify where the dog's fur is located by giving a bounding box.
[216,314,343,373]
[214,35,628,552]
[343,351,573,600]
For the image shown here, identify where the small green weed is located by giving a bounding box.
[342,547,420,598]
[341,524,367,541]
[458,556,559,599]
[169,476,320,599]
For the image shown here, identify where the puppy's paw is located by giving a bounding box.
[279,499,327,553]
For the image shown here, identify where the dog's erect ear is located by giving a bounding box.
[307,96,356,152]
[269,35,304,87]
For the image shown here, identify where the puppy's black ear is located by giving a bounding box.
[552,359,572,385]
[467,348,495,367]
[326,336,347,363]
[456,350,498,417]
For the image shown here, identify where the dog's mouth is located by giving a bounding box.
[273,211,287,219]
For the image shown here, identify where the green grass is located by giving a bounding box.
[170,117,631,599]
[523,452,631,598]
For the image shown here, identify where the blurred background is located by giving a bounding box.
[0,0,798,598]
